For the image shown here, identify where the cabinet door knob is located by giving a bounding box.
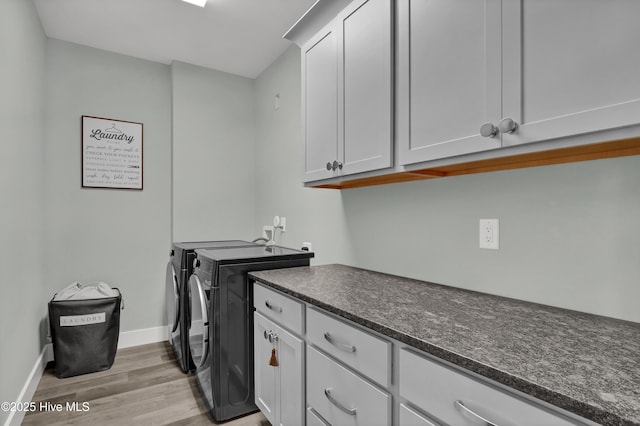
[326,162,333,171]
[480,123,498,138]
[498,118,518,134]
[332,160,343,171]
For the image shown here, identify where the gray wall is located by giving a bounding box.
[43,40,172,332]
[0,0,47,421]
[342,158,640,323]
[253,47,355,265]
[171,62,256,242]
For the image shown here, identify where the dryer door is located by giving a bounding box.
[165,262,180,339]
[189,274,209,368]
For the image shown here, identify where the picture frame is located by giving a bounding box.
[81,115,143,190]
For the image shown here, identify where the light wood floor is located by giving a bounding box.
[23,342,270,426]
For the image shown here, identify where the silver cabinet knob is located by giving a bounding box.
[326,162,332,171]
[332,160,343,171]
[499,118,518,134]
[480,123,499,138]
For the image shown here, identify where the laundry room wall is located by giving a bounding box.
[0,0,47,422]
[43,40,172,333]
[253,47,356,265]
[340,158,640,323]
[171,62,257,242]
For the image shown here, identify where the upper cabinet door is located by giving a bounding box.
[339,0,394,175]
[398,0,503,165]
[502,0,640,147]
[302,0,393,183]
[303,26,339,182]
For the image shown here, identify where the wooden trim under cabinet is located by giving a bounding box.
[311,136,640,189]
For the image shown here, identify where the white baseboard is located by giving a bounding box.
[5,344,53,426]
[117,325,167,349]
[4,326,167,426]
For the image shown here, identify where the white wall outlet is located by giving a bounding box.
[479,219,499,250]
[301,242,313,252]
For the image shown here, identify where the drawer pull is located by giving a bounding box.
[324,388,356,416]
[454,400,499,426]
[323,332,356,353]
[308,407,331,426]
[265,300,283,313]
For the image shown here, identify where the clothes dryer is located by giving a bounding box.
[188,245,313,422]
[166,240,257,373]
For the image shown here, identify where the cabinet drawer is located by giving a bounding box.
[399,403,439,426]
[307,307,391,387]
[399,349,577,426]
[254,284,304,335]
[307,346,391,426]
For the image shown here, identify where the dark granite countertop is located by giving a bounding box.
[249,264,640,426]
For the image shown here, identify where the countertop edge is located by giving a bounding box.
[249,274,634,426]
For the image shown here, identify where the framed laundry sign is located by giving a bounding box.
[82,115,143,190]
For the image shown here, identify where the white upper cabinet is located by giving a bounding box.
[501,0,640,147]
[302,0,393,182]
[399,0,640,166]
[303,27,339,182]
[398,0,503,165]
[341,0,393,175]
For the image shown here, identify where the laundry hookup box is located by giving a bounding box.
[48,282,123,378]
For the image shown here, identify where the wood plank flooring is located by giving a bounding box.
[22,342,270,426]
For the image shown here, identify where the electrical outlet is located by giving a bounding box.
[479,219,499,249]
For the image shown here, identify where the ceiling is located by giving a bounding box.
[33,0,316,79]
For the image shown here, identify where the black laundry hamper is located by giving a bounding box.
[48,290,122,378]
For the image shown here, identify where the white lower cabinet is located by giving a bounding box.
[307,345,391,426]
[307,307,391,387]
[399,348,577,426]
[253,283,593,426]
[254,312,304,426]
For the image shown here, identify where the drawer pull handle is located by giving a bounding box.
[323,332,356,352]
[265,300,283,313]
[454,400,499,426]
[308,407,331,426]
[324,388,356,416]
